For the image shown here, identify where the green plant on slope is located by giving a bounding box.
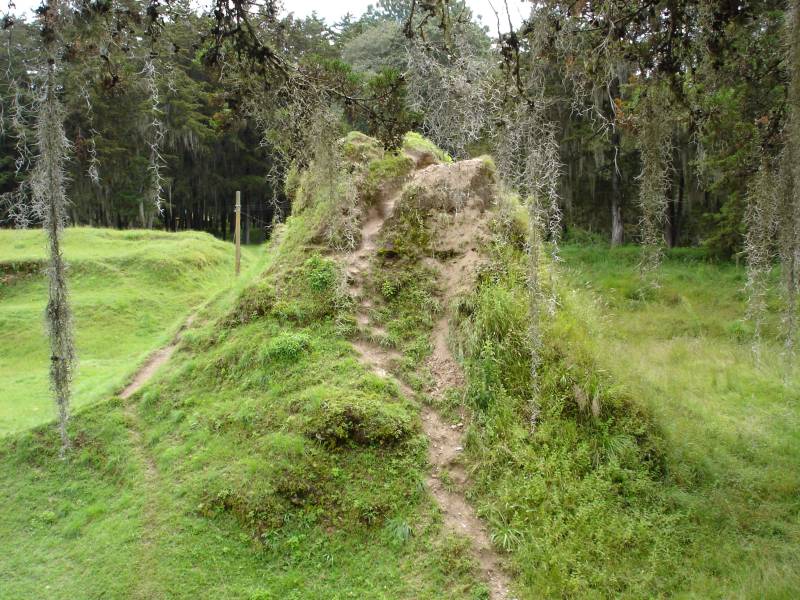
[451,194,693,598]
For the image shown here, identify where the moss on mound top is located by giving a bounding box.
[342,131,385,164]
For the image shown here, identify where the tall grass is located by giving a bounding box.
[451,203,800,597]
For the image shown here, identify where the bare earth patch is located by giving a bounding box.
[120,314,195,399]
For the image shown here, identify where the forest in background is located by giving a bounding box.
[0,0,792,258]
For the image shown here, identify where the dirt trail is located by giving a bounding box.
[120,314,195,399]
[344,162,512,599]
[118,315,198,597]
[122,397,164,600]
[118,314,197,596]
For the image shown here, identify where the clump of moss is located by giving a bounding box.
[301,387,414,447]
[362,152,416,203]
[262,332,312,362]
[402,131,452,164]
[342,131,385,164]
[490,192,529,251]
[227,281,276,326]
[284,163,302,204]
[267,254,350,325]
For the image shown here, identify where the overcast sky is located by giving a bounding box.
[286,0,530,33]
[8,0,530,34]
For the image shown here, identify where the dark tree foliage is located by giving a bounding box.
[0,0,794,260]
[1,0,420,238]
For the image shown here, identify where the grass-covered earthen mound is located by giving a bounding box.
[2,132,795,599]
[0,135,497,599]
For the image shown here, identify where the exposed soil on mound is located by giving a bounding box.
[343,154,512,599]
[405,157,496,212]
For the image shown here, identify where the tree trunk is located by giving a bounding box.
[781,0,800,354]
[608,75,624,247]
[139,197,146,228]
[666,164,684,248]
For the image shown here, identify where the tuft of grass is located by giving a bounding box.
[450,205,800,598]
[558,242,800,596]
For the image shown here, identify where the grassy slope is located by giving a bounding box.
[0,228,257,435]
[3,138,797,599]
[0,146,488,599]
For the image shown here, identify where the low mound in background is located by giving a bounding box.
[0,227,257,435]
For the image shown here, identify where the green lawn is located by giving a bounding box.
[0,227,258,436]
[558,244,800,596]
[447,197,800,598]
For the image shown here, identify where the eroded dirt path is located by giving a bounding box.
[120,314,195,399]
[343,166,512,599]
[122,398,164,600]
[119,314,197,597]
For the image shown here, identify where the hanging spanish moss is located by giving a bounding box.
[495,103,562,250]
[234,56,343,224]
[0,76,35,227]
[79,84,100,185]
[405,36,498,159]
[491,33,563,411]
[142,56,165,213]
[404,13,565,429]
[496,26,563,426]
[635,90,673,280]
[778,0,800,360]
[744,158,780,361]
[10,77,31,175]
[526,193,545,430]
[31,5,75,456]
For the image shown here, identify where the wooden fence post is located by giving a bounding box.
[235,191,241,276]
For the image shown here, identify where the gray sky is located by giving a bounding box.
[286,0,529,33]
[8,0,530,34]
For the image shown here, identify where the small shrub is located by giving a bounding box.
[301,387,413,447]
[437,535,475,578]
[726,319,754,342]
[262,332,312,362]
[381,278,399,299]
[385,516,413,544]
[229,282,276,325]
[625,284,657,302]
[304,255,337,293]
